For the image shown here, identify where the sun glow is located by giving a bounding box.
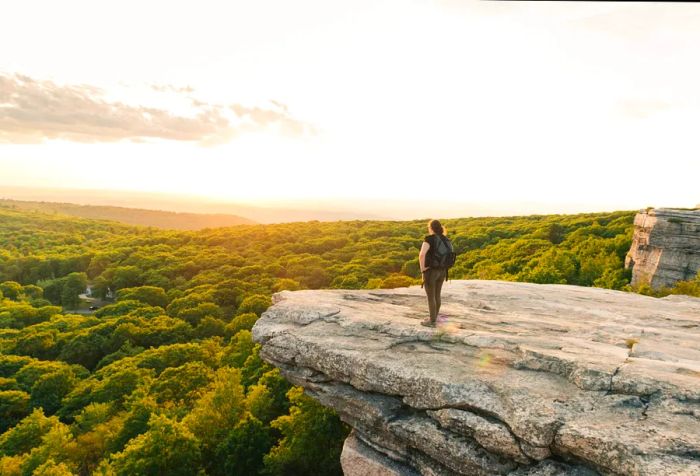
[1,1,699,213]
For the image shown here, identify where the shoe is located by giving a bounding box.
[420,319,435,327]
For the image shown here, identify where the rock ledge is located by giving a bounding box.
[253,280,700,475]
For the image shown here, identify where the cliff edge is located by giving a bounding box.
[252,281,700,476]
[625,208,700,289]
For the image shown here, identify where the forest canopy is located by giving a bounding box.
[0,205,697,475]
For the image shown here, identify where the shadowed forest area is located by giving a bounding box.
[0,206,698,475]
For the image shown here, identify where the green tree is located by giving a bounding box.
[109,414,201,476]
[149,362,214,408]
[246,369,292,425]
[272,279,301,292]
[21,285,44,300]
[263,387,348,476]
[95,341,145,371]
[183,367,246,466]
[0,390,31,432]
[14,361,72,393]
[60,272,88,309]
[17,421,78,476]
[0,408,57,456]
[221,330,256,368]
[29,369,78,415]
[107,393,158,454]
[225,312,258,338]
[58,332,109,371]
[593,267,631,290]
[117,286,168,308]
[176,302,223,327]
[0,356,34,380]
[400,259,421,279]
[215,416,275,476]
[238,295,272,317]
[110,266,142,290]
[0,281,23,301]
[380,273,415,289]
[40,279,65,306]
[241,345,272,388]
[94,300,152,318]
[667,271,700,297]
[32,459,75,476]
[330,274,364,289]
[72,402,114,435]
[194,316,227,339]
[13,331,59,360]
[212,283,244,308]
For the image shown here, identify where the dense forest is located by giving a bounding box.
[0,206,698,475]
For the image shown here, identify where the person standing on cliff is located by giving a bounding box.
[419,219,452,327]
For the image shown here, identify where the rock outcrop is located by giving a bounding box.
[252,280,700,476]
[625,208,700,289]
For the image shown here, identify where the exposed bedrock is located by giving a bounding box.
[252,280,700,475]
[625,208,700,289]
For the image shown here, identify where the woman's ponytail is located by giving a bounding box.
[429,219,445,235]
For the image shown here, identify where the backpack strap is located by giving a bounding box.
[439,235,450,281]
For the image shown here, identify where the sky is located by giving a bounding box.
[1,1,699,216]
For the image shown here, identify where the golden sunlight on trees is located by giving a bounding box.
[108,414,202,476]
[3,206,687,475]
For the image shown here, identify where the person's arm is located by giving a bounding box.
[419,241,430,273]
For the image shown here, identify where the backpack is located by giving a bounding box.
[427,235,457,270]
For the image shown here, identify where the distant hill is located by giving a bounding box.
[0,187,392,223]
[0,199,256,230]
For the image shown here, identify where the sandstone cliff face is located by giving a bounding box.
[625,208,700,289]
[252,281,700,476]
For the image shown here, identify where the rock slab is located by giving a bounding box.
[252,280,700,475]
[625,208,700,289]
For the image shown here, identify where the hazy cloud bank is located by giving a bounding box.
[0,73,313,145]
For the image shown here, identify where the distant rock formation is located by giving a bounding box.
[253,281,700,476]
[625,208,700,289]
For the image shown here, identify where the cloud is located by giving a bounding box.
[0,73,313,145]
[230,104,316,137]
[150,83,195,94]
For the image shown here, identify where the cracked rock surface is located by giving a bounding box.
[252,280,700,475]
